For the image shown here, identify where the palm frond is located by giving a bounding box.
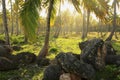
[50,0,59,26]
[20,0,41,40]
[72,0,81,13]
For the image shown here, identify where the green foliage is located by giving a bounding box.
[10,35,24,44]
[20,0,41,41]
[0,64,44,80]
[94,65,120,80]
[49,47,58,53]
[71,0,81,13]
[0,70,20,80]
[0,35,4,40]
[112,42,120,53]
[81,0,109,22]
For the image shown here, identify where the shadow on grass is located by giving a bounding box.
[0,64,45,80]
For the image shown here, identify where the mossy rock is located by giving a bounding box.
[43,64,62,80]
[37,58,50,67]
[15,52,36,65]
[0,57,18,71]
[55,52,95,79]
[0,39,5,45]
[0,45,13,59]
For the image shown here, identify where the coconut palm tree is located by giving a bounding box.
[2,0,10,46]
[38,0,57,58]
[81,0,109,39]
[8,0,14,35]
[106,0,120,41]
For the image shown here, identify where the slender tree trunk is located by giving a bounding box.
[99,20,103,37]
[106,0,116,41]
[81,9,86,40]
[24,34,28,43]
[16,0,19,36]
[23,0,28,43]
[10,0,14,36]
[38,0,54,59]
[54,1,61,38]
[85,9,90,38]
[2,0,10,46]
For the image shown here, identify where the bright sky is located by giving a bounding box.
[40,1,75,17]
[40,0,120,19]
[1,0,120,18]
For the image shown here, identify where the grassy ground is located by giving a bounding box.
[0,33,120,80]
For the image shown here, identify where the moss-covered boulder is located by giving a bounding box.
[55,52,95,79]
[15,52,36,65]
[0,45,13,59]
[43,65,62,80]
[0,57,18,71]
[37,58,50,67]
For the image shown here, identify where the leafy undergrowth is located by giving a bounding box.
[0,64,44,80]
[0,34,120,80]
[94,65,120,80]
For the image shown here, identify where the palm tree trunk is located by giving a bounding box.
[85,9,90,38]
[10,0,14,35]
[16,14,19,35]
[54,1,61,38]
[24,34,28,43]
[106,0,116,41]
[2,0,10,46]
[23,0,28,43]
[16,0,19,36]
[38,0,54,59]
[81,9,86,40]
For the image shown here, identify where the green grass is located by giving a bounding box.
[0,64,44,80]
[0,33,120,80]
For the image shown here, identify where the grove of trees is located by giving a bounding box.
[0,0,120,59]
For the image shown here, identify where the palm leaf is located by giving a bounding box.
[20,0,41,40]
[50,0,59,26]
[72,0,81,13]
[82,0,109,21]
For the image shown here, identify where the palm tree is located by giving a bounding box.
[106,0,119,41]
[85,9,90,38]
[8,0,14,35]
[15,0,19,35]
[53,0,62,38]
[81,0,109,39]
[81,9,86,40]
[2,0,10,46]
[38,0,55,58]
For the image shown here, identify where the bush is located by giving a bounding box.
[49,48,58,53]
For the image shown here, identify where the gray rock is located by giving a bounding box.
[42,64,62,80]
[55,52,95,79]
